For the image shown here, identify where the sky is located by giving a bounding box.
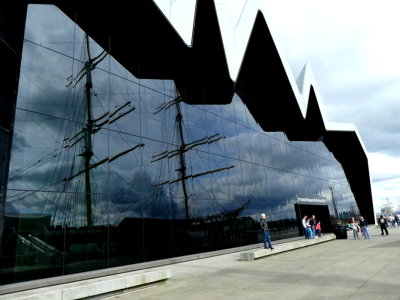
[154,0,400,213]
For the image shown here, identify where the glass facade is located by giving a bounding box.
[1,5,359,284]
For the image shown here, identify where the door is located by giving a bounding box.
[294,204,332,236]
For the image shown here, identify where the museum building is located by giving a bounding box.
[0,0,374,287]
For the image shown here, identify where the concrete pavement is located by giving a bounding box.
[104,225,400,300]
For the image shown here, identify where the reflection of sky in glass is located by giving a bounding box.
[7,5,359,228]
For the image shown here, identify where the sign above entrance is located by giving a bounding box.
[296,196,327,205]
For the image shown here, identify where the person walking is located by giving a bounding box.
[260,213,274,250]
[395,214,399,227]
[359,216,370,239]
[378,215,389,236]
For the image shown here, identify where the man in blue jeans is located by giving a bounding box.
[359,216,370,239]
[260,213,274,250]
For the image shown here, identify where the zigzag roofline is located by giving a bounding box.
[22,0,342,135]
[155,1,359,139]
[152,0,374,218]
[153,1,371,150]
[154,1,325,122]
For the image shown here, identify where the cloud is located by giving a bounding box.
[369,152,400,210]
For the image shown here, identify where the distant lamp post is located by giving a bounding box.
[330,186,339,219]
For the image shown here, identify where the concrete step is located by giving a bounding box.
[0,269,171,300]
[240,234,336,261]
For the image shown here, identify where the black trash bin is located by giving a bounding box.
[332,225,347,239]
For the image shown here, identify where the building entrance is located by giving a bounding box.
[294,204,332,236]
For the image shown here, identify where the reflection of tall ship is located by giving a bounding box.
[3,34,145,280]
[52,34,142,229]
[6,34,141,229]
[55,33,242,227]
[2,32,256,283]
[151,93,235,220]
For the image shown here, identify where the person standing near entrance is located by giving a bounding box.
[260,213,274,250]
[315,221,322,237]
[306,217,313,239]
[310,215,317,239]
[359,216,370,239]
[302,215,308,239]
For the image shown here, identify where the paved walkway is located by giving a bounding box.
[104,226,400,300]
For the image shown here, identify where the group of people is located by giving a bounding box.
[259,213,324,250]
[302,215,322,239]
[259,211,398,249]
[379,214,400,228]
[348,216,370,239]
[349,214,400,239]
